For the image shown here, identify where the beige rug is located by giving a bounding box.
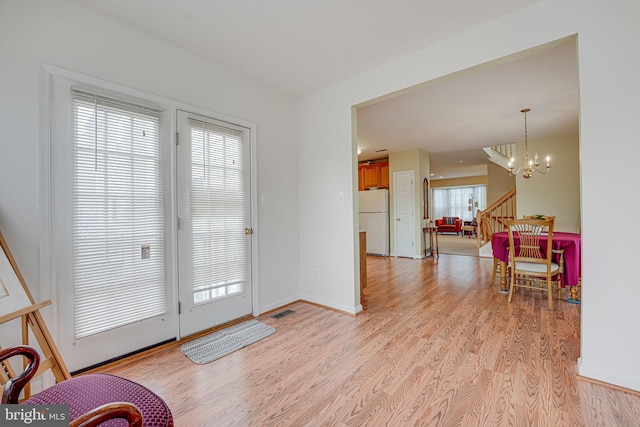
[180,320,276,364]
[436,233,478,256]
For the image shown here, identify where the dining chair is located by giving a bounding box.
[507,217,560,309]
[0,345,173,427]
[523,215,565,298]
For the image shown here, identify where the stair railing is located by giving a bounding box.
[477,187,516,249]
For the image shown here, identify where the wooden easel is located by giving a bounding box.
[0,228,70,397]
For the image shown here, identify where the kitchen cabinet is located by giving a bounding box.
[358,162,389,190]
[379,163,389,187]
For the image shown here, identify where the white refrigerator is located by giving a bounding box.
[358,189,390,256]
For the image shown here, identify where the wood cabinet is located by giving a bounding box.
[379,163,389,187]
[358,161,389,190]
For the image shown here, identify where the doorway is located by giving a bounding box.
[46,71,256,371]
[176,110,254,337]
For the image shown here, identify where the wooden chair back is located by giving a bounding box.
[507,218,554,268]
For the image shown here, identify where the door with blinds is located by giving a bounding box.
[49,80,177,372]
[176,111,253,337]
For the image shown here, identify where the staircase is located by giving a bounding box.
[484,144,515,170]
[477,187,516,257]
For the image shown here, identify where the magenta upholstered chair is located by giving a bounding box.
[1,346,173,427]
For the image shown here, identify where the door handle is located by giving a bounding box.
[396,218,401,221]
[244,228,254,235]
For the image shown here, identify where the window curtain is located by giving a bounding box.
[432,185,486,222]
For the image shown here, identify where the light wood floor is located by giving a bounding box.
[97,255,640,426]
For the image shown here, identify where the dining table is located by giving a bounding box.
[491,231,582,300]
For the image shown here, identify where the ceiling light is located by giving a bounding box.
[457,159,464,164]
[508,108,551,180]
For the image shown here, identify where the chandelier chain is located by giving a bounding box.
[508,108,550,180]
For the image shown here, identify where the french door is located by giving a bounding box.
[49,77,177,372]
[176,110,253,337]
[47,72,254,372]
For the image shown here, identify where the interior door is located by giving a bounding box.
[176,110,253,337]
[394,170,415,258]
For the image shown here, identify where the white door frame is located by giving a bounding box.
[39,64,260,372]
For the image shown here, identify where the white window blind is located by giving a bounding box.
[189,118,247,304]
[71,89,166,339]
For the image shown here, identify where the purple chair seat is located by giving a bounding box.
[24,373,173,427]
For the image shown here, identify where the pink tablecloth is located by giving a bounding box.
[491,231,582,287]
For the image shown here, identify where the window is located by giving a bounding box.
[71,89,166,339]
[432,185,486,221]
[188,118,247,304]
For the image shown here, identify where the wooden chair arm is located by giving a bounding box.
[70,402,143,427]
[0,345,40,404]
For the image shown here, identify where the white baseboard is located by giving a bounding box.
[299,294,360,315]
[578,357,640,392]
[259,295,300,315]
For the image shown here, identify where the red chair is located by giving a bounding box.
[1,345,173,427]
[435,217,462,234]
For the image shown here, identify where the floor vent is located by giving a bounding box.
[272,309,295,319]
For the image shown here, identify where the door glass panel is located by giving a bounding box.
[188,118,248,305]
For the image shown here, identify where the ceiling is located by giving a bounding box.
[70,0,579,180]
[357,39,579,179]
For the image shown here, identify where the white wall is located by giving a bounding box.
[0,0,300,325]
[516,134,580,232]
[298,0,640,391]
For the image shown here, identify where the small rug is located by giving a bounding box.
[180,319,276,364]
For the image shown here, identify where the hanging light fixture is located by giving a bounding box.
[508,108,550,179]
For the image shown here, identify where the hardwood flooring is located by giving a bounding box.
[97,255,640,426]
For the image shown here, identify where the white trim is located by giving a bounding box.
[259,296,300,314]
[578,358,640,392]
[300,294,362,315]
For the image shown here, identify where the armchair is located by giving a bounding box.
[435,217,462,235]
[0,345,173,427]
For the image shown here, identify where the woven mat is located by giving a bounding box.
[180,319,276,364]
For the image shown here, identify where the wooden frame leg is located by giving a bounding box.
[500,261,507,292]
[547,278,554,310]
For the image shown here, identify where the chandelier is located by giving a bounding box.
[508,108,550,179]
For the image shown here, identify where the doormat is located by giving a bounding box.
[180,319,276,364]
